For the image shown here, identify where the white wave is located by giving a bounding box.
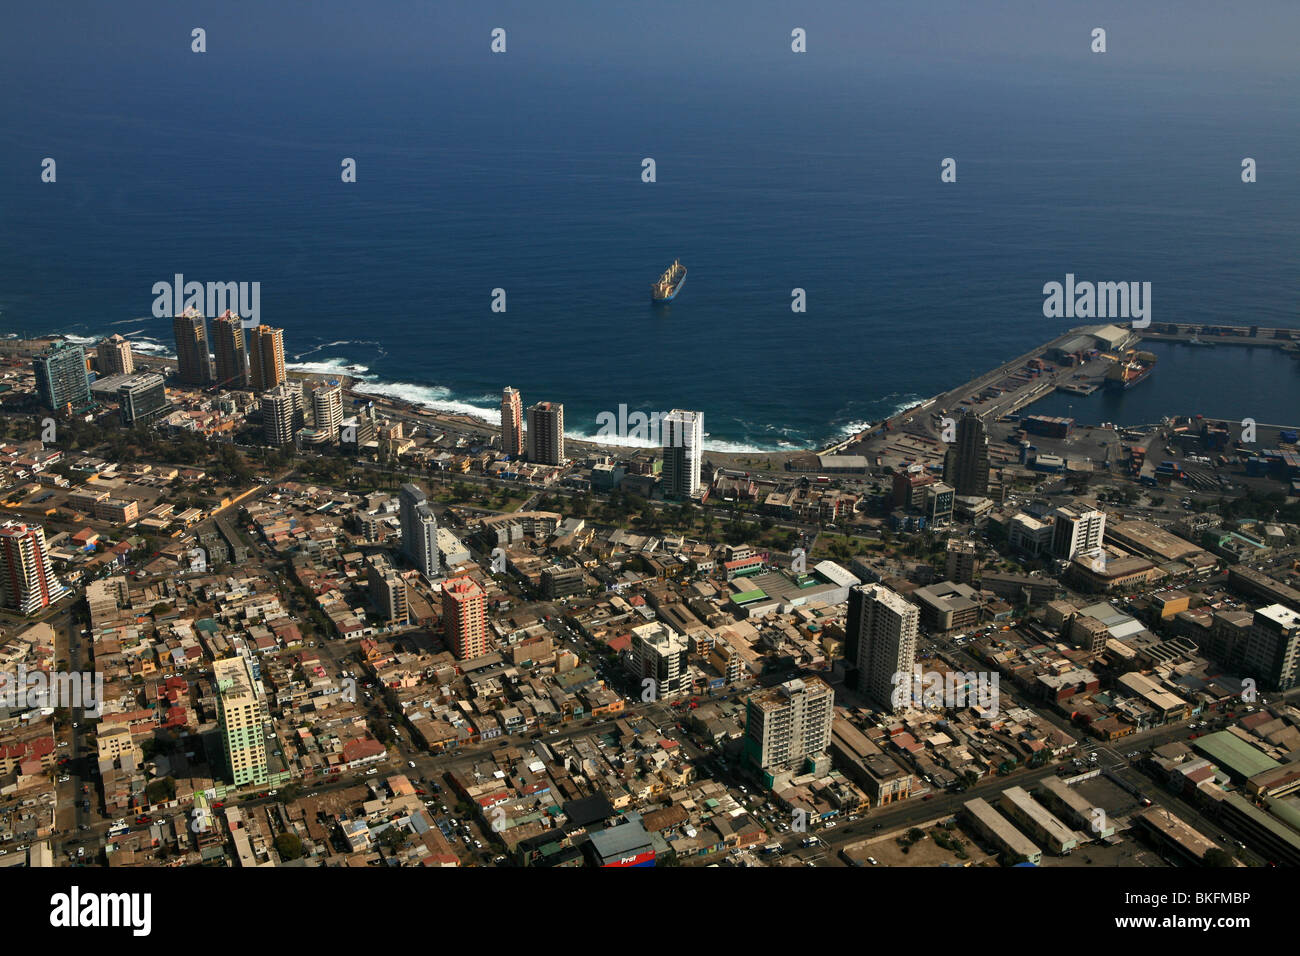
[124,336,174,356]
[834,394,928,437]
[351,380,502,425]
[48,324,802,454]
[61,334,99,345]
[286,357,374,378]
[568,426,775,455]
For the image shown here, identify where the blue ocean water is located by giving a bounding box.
[1028,341,1300,428]
[1,20,1296,450]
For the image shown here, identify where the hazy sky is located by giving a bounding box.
[4,0,1298,79]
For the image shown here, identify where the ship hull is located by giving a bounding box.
[1106,365,1154,390]
[652,273,686,303]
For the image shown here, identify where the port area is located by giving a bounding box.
[829,324,1130,473]
[825,321,1300,490]
[1142,321,1300,350]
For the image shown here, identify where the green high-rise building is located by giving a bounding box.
[33,341,90,413]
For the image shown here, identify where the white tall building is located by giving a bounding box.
[743,676,835,770]
[662,408,703,499]
[848,583,919,713]
[1051,505,1107,560]
[262,384,301,447]
[399,483,439,579]
[629,622,689,699]
[312,383,344,443]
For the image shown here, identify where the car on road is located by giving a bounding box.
[867,857,879,865]
[408,761,416,769]
[365,768,378,775]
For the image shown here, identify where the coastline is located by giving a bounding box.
[10,318,1300,473]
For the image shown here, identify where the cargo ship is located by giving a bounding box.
[1105,349,1157,390]
[651,260,687,303]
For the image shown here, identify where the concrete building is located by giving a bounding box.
[210,312,248,389]
[366,553,409,627]
[1051,505,1107,560]
[261,383,301,447]
[172,309,214,386]
[1227,566,1300,612]
[115,373,169,425]
[526,401,565,465]
[33,341,91,413]
[661,409,703,499]
[1135,806,1229,866]
[1204,609,1253,670]
[442,576,487,660]
[924,482,955,527]
[248,325,286,393]
[500,386,524,458]
[1037,776,1115,839]
[85,576,129,627]
[541,564,585,599]
[96,724,142,770]
[629,621,689,700]
[945,537,978,585]
[846,583,918,713]
[1242,604,1300,692]
[943,411,990,497]
[963,797,1042,864]
[435,527,471,569]
[911,581,982,633]
[215,655,269,787]
[1008,513,1055,557]
[742,676,834,771]
[312,383,344,443]
[96,334,134,377]
[0,522,69,614]
[399,483,439,579]
[998,786,1079,855]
